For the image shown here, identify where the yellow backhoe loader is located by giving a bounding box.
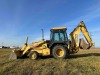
[9,21,94,60]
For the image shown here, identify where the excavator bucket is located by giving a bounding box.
[79,38,91,49]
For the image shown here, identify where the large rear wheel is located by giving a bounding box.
[52,45,67,59]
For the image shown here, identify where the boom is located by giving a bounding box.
[70,21,94,51]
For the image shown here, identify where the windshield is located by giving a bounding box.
[51,30,68,41]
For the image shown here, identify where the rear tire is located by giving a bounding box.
[52,45,67,59]
[29,51,39,60]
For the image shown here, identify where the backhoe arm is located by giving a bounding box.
[69,21,94,52]
[70,23,81,52]
[80,22,94,48]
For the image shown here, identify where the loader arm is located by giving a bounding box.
[22,40,45,55]
[70,21,94,51]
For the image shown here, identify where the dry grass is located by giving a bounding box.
[0,48,100,75]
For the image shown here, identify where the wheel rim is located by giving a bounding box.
[31,53,36,59]
[55,48,64,57]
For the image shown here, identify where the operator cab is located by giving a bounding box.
[50,27,68,42]
[46,27,68,49]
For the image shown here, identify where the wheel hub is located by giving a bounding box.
[56,48,64,57]
[32,53,36,59]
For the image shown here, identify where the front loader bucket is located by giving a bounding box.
[9,49,23,60]
[79,38,91,50]
[9,52,17,60]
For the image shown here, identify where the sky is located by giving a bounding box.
[0,0,100,47]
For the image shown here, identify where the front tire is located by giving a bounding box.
[29,51,39,60]
[52,45,67,59]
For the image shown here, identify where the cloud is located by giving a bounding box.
[63,2,100,27]
[90,27,100,32]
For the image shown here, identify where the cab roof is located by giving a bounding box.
[51,27,67,30]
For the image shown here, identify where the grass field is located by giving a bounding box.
[0,48,100,75]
